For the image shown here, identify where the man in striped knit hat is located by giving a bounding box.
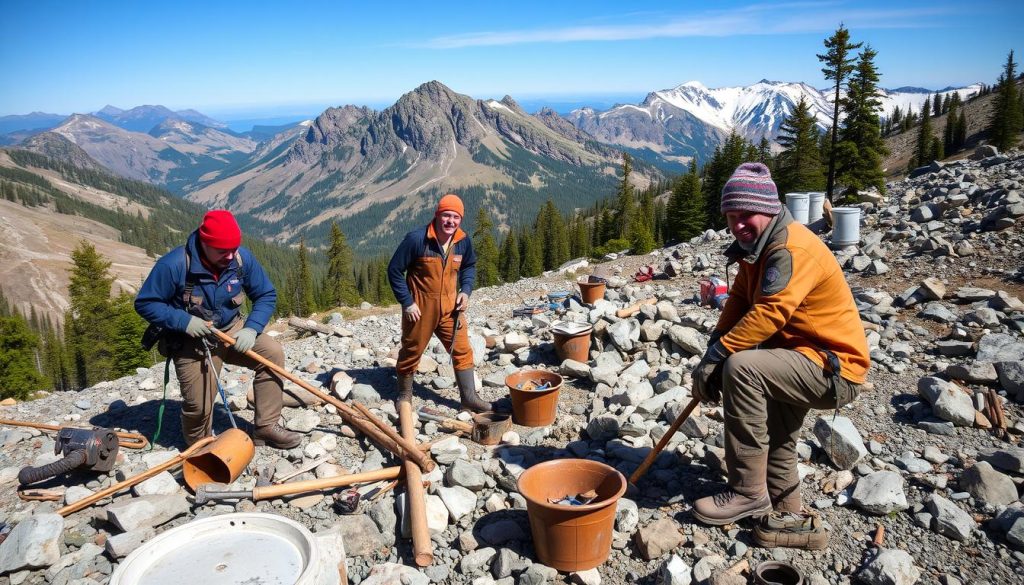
[687,162,870,550]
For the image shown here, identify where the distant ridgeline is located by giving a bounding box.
[0,148,300,293]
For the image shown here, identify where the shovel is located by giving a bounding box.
[437,310,462,380]
[417,406,510,445]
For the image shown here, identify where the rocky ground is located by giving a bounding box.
[2,148,1024,585]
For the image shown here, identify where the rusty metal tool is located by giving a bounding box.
[416,406,510,446]
[193,466,402,504]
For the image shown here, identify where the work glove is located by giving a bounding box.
[185,316,213,338]
[233,328,258,353]
[691,341,730,404]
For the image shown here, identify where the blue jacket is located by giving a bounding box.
[135,231,277,334]
[388,223,476,309]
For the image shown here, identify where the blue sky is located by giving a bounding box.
[1,0,1021,119]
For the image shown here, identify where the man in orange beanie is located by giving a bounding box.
[388,193,496,412]
[136,210,301,449]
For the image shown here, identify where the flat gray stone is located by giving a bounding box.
[926,494,976,541]
[996,361,1024,398]
[437,485,477,522]
[338,515,385,557]
[667,325,705,356]
[979,446,1024,474]
[616,497,639,533]
[852,471,909,515]
[945,362,999,384]
[105,493,189,532]
[813,415,868,469]
[961,461,1019,506]
[362,563,429,585]
[460,547,497,575]
[857,548,921,585]
[560,359,591,378]
[0,513,64,573]
[446,459,487,491]
[587,415,620,441]
[104,528,156,559]
[131,471,180,497]
[977,333,1024,362]
[633,517,685,560]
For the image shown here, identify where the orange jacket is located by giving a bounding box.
[716,209,870,384]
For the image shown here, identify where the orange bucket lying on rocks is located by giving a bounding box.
[506,370,562,427]
[517,458,627,572]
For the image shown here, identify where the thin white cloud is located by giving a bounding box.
[419,3,957,49]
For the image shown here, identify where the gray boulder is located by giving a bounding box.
[852,471,909,515]
[961,461,1019,506]
[926,494,976,541]
[0,513,64,573]
[857,548,922,585]
[813,415,868,469]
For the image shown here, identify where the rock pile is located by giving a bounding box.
[1,148,1023,584]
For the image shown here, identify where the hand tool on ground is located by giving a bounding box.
[615,298,657,318]
[629,396,701,485]
[56,436,216,517]
[0,418,148,449]
[416,406,510,445]
[192,466,401,504]
[211,328,434,473]
[17,488,64,502]
[437,310,462,379]
[272,455,335,485]
[399,394,432,567]
[18,427,120,486]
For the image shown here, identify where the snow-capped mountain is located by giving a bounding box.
[567,79,982,167]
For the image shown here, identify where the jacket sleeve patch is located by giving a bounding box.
[761,249,793,295]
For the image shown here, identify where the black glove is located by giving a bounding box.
[691,341,730,403]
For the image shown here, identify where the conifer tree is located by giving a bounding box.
[756,137,773,167]
[324,222,360,308]
[472,208,500,287]
[702,134,751,229]
[629,214,656,255]
[374,259,395,304]
[915,98,933,168]
[0,315,46,399]
[66,241,116,389]
[614,153,635,240]
[285,238,316,317]
[498,230,520,283]
[817,24,862,202]
[932,94,943,117]
[989,50,1022,151]
[520,226,543,277]
[836,45,887,194]
[955,108,968,151]
[775,96,826,195]
[110,292,153,375]
[943,94,960,154]
[41,327,71,392]
[666,160,706,242]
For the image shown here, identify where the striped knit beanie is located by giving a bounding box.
[720,162,782,215]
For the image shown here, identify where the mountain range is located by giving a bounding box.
[1,78,982,251]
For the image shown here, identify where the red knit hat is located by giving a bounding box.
[198,210,242,249]
[436,194,464,218]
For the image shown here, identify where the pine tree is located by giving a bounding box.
[702,134,751,229]
[955,108,968,151]
[666,160,706,242]
[775,96,826,195]
[472,208,500,287]
[66,241,116,389]
[629,214,656,255]
[836,45,887,195]
[324,222,360,308]
[915,98,933,168]
[989,50,1022,151]
[817,24,863,202]
[930,136,944,162]
[614,153,635,240]
[932,94,943,117]
[520,226,543,277]
[374,259,395,304]
[756,137,773,167]
[110,292,153,376]
[286,238,316,317]
[0,315,46,400]
[944,94,960,154]
[498,230,520,283]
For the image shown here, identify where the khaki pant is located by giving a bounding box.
[720,349,861,512]
[166,320,285,446]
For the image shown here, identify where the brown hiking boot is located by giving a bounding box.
[692,489,772,525]
[753,511,829,550]
[253,423,302,449]
[455,368,493,413]
[397,374,414,403]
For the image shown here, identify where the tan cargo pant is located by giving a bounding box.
[720,349,861,512]
[166,320,285,446]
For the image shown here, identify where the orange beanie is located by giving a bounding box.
[436,194,464,218]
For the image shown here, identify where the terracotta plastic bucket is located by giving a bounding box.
[517,459,627,572]
[182,428,255,491]
[578,281,606,304]
[506,370,562,427]
[552,322,593,363]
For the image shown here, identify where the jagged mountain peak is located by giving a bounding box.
[17,132,103,170]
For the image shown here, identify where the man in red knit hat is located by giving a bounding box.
[388,194,496,412]
[136,210,301,448]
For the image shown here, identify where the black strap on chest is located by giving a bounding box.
[181,246,244,318]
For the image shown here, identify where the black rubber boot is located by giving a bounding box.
[397,374,414,403]
[455,368,493,413]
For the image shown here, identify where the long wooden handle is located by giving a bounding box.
[616,298,657,318]
[211,329,434,473]
[629,397,700,484]
[57,436,216,516]
[253,466,401,500]
[0,418,149,449]
[399,397,433,567]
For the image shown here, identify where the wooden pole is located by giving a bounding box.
[615,298,657,318]
[56,436,216,516]
[253,466,401,501]
[629,397,700,484]
[211,329,434,472]
[399,397,432,567]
